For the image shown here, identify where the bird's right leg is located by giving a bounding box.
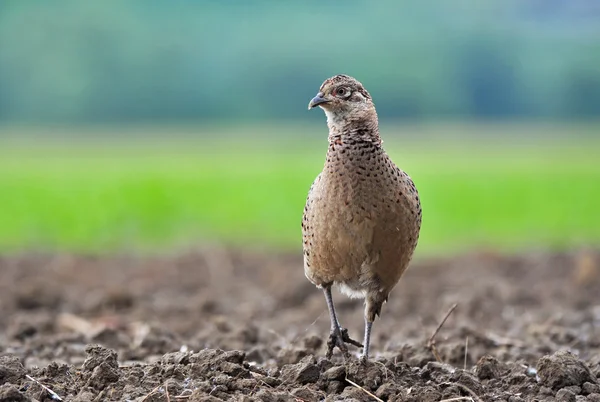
[323,284,363,359]
[360,295,385,363]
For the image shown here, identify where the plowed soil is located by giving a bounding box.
[1,249,599,401]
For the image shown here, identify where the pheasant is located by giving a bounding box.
[302,74,422,361]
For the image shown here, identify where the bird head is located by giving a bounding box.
[308,75,375,120]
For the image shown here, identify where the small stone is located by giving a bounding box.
[588,393,600,402]
[525,366,538,377]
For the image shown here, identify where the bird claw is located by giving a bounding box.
[340,327,363,348]
[326,327,363,360]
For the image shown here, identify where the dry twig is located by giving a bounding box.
[373,360,391,381]
[165,381,171,402]
[26,375,63,401]
[173,389,193,400]
[345,377,384,402]
[426,303,458,362]
[464,336,469,370]
[140,384,162,402]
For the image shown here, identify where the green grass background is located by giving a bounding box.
[1,123,598,255]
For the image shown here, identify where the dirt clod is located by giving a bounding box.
[476,354,505,380]
[584,382,600,395]
[0,356,25,386]
[537,350,597,390]
[87,361,120,389]
[556,388,577,402]
[281,356,320,385]
[322,365,346,381]
[82,344,118,372]
[0,384,31,402]
[291,385,323,401]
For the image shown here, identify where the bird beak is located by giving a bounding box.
[308,92,330,110]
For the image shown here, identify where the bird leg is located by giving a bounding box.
[361,297,384,362]
[323,285,363,359]
[360,320,373,363]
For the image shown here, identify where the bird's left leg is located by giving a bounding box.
[323,284,363,359]
[361,296,385,362]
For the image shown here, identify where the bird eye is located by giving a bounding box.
[336,87,348,97]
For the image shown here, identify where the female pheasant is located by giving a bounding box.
[303,74,422,361]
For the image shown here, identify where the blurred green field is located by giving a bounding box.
[0,123,599,255]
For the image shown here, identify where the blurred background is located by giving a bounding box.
[0,0,599,255]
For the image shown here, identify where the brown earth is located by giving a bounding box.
[0,248,599,401]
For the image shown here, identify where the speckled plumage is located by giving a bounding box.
[303,75,422,360]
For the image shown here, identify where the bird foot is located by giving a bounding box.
[340,327,364,348]
[326,327,363,360]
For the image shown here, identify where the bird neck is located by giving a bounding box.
[326,114,382,146]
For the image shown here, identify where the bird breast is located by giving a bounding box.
[302,140,421,291]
